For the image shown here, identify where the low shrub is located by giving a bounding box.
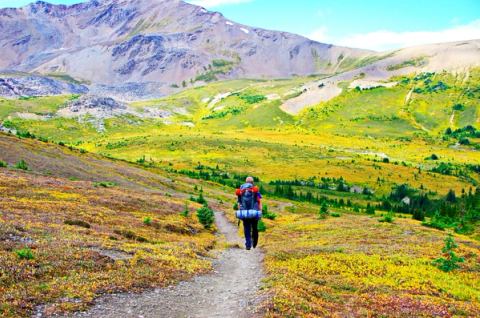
[93,181,117,188]
[113,229,148,242]
[379,212,394,223]
[422,214,456,230]
[330,212,341,217]
[239,94,266,104]
[262,205,277,220]
[14,248,34,260]
[64,219,91,229]
[257,219,267,232]
[454,221,474,235]
[143,217,152,226]
[0,160,7,168]
[14,159,28,171]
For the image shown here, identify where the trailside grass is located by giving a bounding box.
[0,168,215,317]
[260,202,480,317]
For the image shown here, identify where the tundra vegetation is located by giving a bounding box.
[0,69,479,317]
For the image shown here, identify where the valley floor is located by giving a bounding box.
[1,134,479,318]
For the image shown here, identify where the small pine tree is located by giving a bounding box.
[412,209,425,221]
[366,203,375,215]
[180,202,189,217]
[197,205,214,229]
[433,234,464,272]
[318,202,329,219]
[446,189,457,203]
[197,192,207,205]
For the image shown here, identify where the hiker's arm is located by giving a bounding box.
[258,192,262,211]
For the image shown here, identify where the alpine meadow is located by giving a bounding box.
[0,0,479,317]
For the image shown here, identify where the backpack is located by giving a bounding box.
[240,186,256,210]
[235,184,262,220]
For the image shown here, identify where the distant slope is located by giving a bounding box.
[299,67,480,136]
[0,0,371,95]
[282,39,480,114]
[0,132,173,190]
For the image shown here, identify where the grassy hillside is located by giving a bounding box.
[300,70,480,137]
[0,68,479,317]
[0,95,73,120]
[0,133,231,317]
[2,70,479,201]
[0,132,478,317]
[260,203,480,317]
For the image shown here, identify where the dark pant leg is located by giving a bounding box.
[252,218,259,248]
[243,219,252,248]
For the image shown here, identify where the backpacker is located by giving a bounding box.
[235,184,262,220]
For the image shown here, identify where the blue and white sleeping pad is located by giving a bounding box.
[236,209,262,220]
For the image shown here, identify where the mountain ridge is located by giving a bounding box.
[0,0,372,94]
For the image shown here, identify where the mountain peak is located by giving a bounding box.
[0,0,370,94]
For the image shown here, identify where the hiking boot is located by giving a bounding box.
[253,239,258,248]
[246,246,251,250]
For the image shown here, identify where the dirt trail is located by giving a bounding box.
[62,211,264,318]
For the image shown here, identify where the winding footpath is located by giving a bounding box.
[64,211,265,318]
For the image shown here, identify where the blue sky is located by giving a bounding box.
[1,0,479,50]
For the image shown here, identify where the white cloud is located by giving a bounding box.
[308,26,330,43]
[308,20,480,51]
[188,0,253,8]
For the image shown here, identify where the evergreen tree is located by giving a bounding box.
[197,192,207,205]
[366,203,375,215]
[433,234,464,272]
[412,208,425,221]
[446,189,457,203]
[197,205,214,229]
[318,202,329,219]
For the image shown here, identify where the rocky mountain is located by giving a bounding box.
[0,74,88,97]
[0,0,371,94]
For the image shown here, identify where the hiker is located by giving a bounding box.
[235,176,262,250]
